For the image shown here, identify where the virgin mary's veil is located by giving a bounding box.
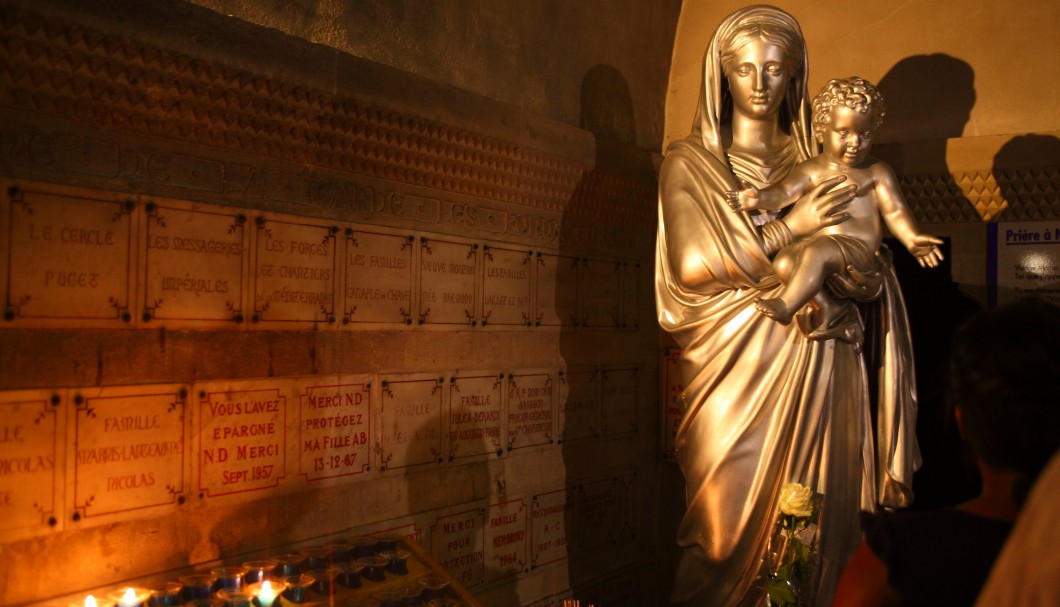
[688,5,817,165]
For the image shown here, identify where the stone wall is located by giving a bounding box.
[0,1,669,605]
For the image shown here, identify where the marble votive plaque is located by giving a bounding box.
[431,506,486,588]
[343,228,414,326]
[506,372,554,450]
[296,376,372,483]
[558,369,598,442]
[661,349,684,460]
[142,201,247,324]
[196,381,287,498]
[3,183,133,324]
[480,245,532,327]
[578,257,621,328]
[70,384,186,519]
[533,252,578,327]
[0,389,63,537]
[378,374,444,471]
[530,488,571,568]
[252,216,337,325]
[571,477,619,556]
[485,498,528,581]
[447,373,504,461]
[620,260,640,329]
[418,237,478,327]
[599,366,637,437]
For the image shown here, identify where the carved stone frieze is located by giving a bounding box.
[900,167,1060,223]
[0,3,656,255]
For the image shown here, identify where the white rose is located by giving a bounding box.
[778,483,814,518]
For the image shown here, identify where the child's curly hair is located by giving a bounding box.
[812,77,885,138]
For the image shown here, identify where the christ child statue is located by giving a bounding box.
[734,76,943,326]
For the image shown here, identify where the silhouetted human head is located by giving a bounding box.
[875,53,975,143]
[948,297,1060,505]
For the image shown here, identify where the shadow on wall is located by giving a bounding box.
[874,54,976,214]
[872,55,982,511]
[557,64,665,606]
[991,134,1060,221]
[875,53,975,144]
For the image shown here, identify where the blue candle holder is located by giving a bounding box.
[373,537,399,553]
[324,541,354,563]
[307,567,339,596]
[299,547,331,571]
[379,550,410,575]
[351,537,378,558]
[280,575,315,604]
[335,561,365,589]
[241,560,278,584]
[211,567,249,592]
[178,574,217,601]
[271,554,303,577]
[357,556,389,582]
[416,575,450,601]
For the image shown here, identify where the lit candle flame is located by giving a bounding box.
[85,596,97,607]
[121,589,137,606]
[255,580,278,607]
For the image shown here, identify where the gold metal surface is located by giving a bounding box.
[655,6,920,606]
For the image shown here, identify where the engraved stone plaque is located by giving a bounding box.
[620,260,640,329]
[485,498,528,581]
[584,565,641,607]
[662,349,684,461]
[343,228,414,326]
[379,374,444,471]
[507,372,554,450]
[3,184,133,324]
[70,385,186,519]
[0,389,62,535]
[534,252,578,327]
[142,202,246,324]
[530,488,572,567]
[296,376,371,482]
[364,520,424,547]
[614,472,636,543]
[418,237,477,327]
[571,477,618,555]
[578,257,622,328]
[480,245,532,327]
[252,216,337,325]
[196,382,286,498]
[600,366,637,437]
[431,506,486,588]
[559,369,598,443]
[447,373,504,462]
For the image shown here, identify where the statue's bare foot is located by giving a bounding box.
[755,297,794,325]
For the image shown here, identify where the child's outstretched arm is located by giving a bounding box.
[874,162,944,268]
